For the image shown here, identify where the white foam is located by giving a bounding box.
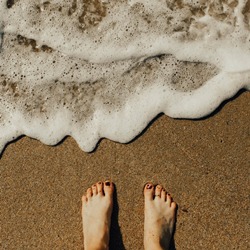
[0,0,249,153]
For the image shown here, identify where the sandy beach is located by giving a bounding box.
[0,91,249,250]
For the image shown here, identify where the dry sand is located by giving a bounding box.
[0,91,249,250]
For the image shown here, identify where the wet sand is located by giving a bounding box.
[0,91,249,250]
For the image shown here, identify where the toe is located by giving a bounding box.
[171,201,177,210]
[86,188,92,199]
[166,193,172,206]
[82,195,87,204]
[92,184,97,195]
[96,181,104,196]
[144,182,154,201]
[103,180,114,197]
[154,185,162,199]
[161,189,166,201]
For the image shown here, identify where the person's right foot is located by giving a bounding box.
[144,183,177,250]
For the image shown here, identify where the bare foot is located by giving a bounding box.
[82,181,114,250]
[144,183,177,250]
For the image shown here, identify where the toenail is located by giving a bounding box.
[98,181,102,184]
[105,181,110,186]
[146,184,152,189]
[157,185,161,189]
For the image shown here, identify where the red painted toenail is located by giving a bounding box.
[146,184,152,189]
[98,182,102,184]
[105,181,110,186]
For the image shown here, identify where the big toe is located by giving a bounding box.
[104,180,114,197]
[144,182,154,200]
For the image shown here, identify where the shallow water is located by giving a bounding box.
[0,0,249,152]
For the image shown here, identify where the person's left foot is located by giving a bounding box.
[82,181,114,250]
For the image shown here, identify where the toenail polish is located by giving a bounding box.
[98,181,102,184]
[105,181,110,186]
[146,184,152,189]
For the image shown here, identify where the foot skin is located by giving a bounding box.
[82,181,114,250]
[144,183,177,250]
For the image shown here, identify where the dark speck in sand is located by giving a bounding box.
[181,208,188,213]
[7,0,15,9]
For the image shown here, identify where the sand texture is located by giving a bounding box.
[0,91,249,250]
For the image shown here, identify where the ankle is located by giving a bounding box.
[144,235,169,250]
[144,242,164,250]
[85,241,109,250]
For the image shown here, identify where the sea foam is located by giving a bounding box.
[0,0,249,153]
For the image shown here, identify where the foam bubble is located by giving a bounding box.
[0,0,249,153]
